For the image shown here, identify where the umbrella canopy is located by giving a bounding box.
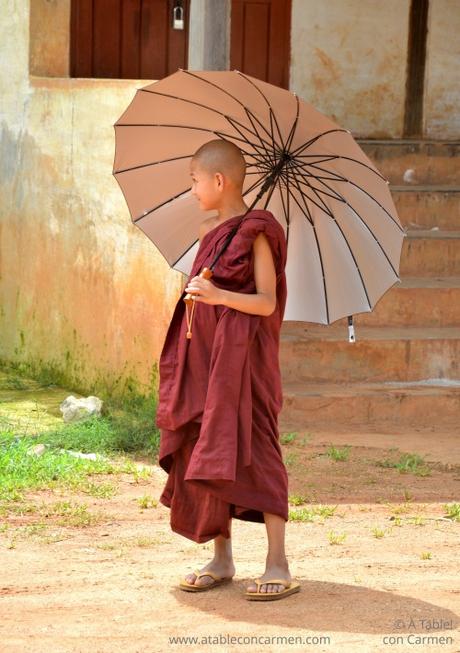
[113,69,406,325]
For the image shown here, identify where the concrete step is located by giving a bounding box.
[400,230,460,276]
[358,139,460,186]
[330,277,460,328]
[279,325,460,384]
[279,379,460,430]
[392,186,460,231]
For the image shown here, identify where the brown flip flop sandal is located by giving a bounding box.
[244,578,301,601]
[179,569,234,592]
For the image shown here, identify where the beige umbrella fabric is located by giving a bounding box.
[113,69,406,327]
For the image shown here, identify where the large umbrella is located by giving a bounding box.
[112,69,406,340]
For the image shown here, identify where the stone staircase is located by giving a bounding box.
[279,140,460,432]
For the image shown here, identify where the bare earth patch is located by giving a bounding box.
[1,428,459,653]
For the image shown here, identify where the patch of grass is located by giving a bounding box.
[0,433,131,503]
[280,432,297,445]
[289,504,337,522]
[325,444,351,462]
[408,515,426,526]
[38,500,105,527]
[371,527,386,538]
[327,530,346,545]
[444,502,460,522]
[420,551,432,560]
[385,501,413,515]
[137,494,158,509]
[376,452,431,476]
[284,452,298,466]
[288,494,309,506]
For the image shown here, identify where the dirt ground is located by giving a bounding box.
[1,427,459,653]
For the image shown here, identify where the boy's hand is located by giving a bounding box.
[185,276,223,305]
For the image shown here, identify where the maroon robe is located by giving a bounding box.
[156,209,289,543]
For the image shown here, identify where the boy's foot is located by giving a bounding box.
[246,563,293,595]
[182,560,236,589]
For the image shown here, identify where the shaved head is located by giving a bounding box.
[192,139,246,188]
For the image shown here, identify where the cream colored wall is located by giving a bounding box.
[0,1,182,396]
[290,0,410,138]
[424,0,460,139]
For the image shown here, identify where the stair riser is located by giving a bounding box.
[359,141,460,185]
[394,192,460,230]
[332,286,460,327]
[400,238,460,276]
[280,339,460,384]
[279,393,460,430]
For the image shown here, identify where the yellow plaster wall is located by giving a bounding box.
[290,0,410,138]
[0,2,182,397]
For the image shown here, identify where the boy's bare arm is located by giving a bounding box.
[217,232,277,317]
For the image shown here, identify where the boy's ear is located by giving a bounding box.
[215,171,225,189]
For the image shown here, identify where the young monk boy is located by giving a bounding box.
[156,139,300,601]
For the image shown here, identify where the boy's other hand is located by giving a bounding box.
[185,276,224,305]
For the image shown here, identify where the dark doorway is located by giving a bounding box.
[230,0,291,89]
[70,0,190,79]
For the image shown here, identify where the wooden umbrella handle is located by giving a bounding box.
[183,267,213,305]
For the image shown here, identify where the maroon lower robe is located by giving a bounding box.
[156,209,289,543]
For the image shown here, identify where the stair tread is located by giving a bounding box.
[394,276,460,288]
[405,229,460,238]
[356,139,460,145]
[281,325,460,341]
[283,380,460,396]
[391,185,460,192]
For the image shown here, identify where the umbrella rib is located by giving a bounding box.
[133,187,192,223]
[235,71,287,150]
[117,121,273,161]
[289,128,350,158]
[292,168,402,278]
[290,158,348,183]
[281,169,313,227]
[221,118,273,160]
[171,237,200,270]
[299,175,374,311]
[338,196,402,277]
[175,71,284,151]
[114,153,192,175]
[244,108,282,157]
[242,174,268,199]
[298,152,388,184]
[276,173,290,248]
[242,111,277,164]
[346,180,405,234]
[286,169,330,323]
[284,94,300,153]
[291,159,404,234]
[286,165,346,206]
[287,167,336,219]
[135,87,277,152]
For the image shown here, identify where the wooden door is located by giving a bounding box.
[230,0,291,89]
[71,0,189,79]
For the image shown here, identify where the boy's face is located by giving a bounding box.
[190,160,222,211]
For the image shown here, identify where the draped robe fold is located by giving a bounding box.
[156,209,289,543]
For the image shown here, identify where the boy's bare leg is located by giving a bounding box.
[246,512,291,594]
[184,518,235,587]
